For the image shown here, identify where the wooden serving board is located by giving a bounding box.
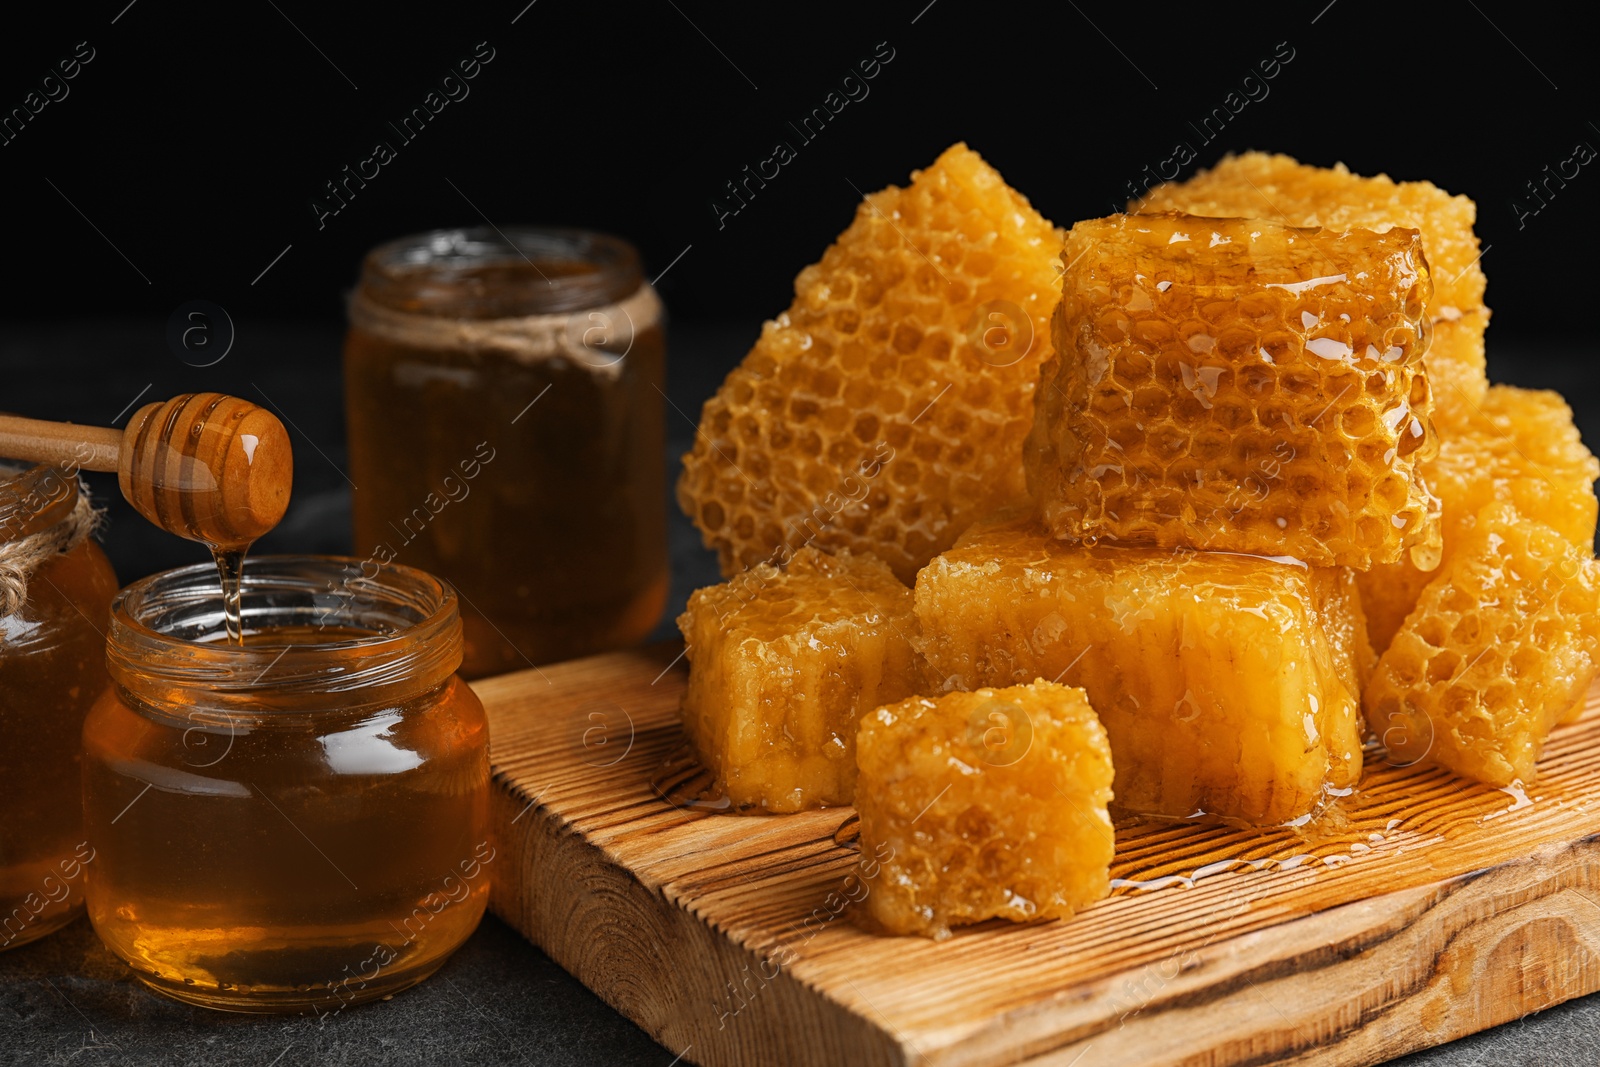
[477,643,1600,1067]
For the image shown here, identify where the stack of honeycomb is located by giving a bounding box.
[1136,158,1600,784]
[671,144,1600,938]
[1138,152,1490,415]
[1026,212,1441,570]
[677,143,1063,583]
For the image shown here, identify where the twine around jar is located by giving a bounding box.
[0,484,102,617]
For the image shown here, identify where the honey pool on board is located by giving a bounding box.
[83,596,491,1012]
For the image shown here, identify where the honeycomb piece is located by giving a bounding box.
[855,680,1114,940]
[1026,212,1441,570]
[677,143,1063,583]
[1137,152,1489,411]
[1427,311,1490,414]
[1368,503,1600,785]
[913,517,1368,825]
[1355,560,1436,656]
[1137,152,1487,323]
[1356,385,1600,650]
[1427,386,1600,547]
[676,546,919,812]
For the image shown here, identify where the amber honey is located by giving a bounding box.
[1,464,117,952]
[345,228,668,677]
[1027,212,1439,571]
[80,557,489,1012]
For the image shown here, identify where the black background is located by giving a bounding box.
[3,0,1597,584]
[5,6,1600,1063]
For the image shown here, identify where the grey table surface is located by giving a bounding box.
[4,322,1600,1066]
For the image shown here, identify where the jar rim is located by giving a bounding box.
[0,461,80,546]
[355,226,642,318]
[107,555,464,707]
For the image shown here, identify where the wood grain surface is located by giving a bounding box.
[478,643,1600,1067]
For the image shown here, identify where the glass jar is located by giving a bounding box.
[0,463,117,952]
[81,556,490,1013]
[344,227,668,678]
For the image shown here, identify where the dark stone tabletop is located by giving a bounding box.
[4,322,1599,1066]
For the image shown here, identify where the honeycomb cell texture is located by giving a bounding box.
[1026,212,1441,570]
[1367,502,1600,786]
[1427,312,1490,421]
[913,516,1370,826]
[1137,152,1489,409]
[676,547,920,813]
[677,142,1064,583]
[855,680,1114,940]
[1356,385,1600,650]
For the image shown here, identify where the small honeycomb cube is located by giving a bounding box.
[914,517,1369,825]
[676,547,919,813]
[1026,212,1441,570]
[855,680,1114,940]
[1367,502,1600,785]
[677,143,1064,583]
[1356,385,1600,650]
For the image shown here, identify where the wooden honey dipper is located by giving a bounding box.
[0,392,293,549]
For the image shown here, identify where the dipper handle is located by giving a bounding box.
[0,415,123,473]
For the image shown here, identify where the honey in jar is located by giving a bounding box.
[80,556,489,1012]
[344,227,668,677]
[0,463,117,951]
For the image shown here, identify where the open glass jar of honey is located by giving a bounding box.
[344,227,668,677]
[81,556,490,1013]
[0,463,116,952]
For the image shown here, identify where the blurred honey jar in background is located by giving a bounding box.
[0,463,117,951]
[344,228,668,677]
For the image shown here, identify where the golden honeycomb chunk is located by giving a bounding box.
[1357,385,1600,650]
[677,142,1063,583]
[1354,561,1436,657]
[676,547,919,812]
[1367,503,1600,785]
[1425,386,1599,547]
[1026,212,1440,570]
[1137,153,1486,318]
[914,517,1369,825]
[1427,312,1490,421]
[855,680,1113,940]
[1137,152,1489,409]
